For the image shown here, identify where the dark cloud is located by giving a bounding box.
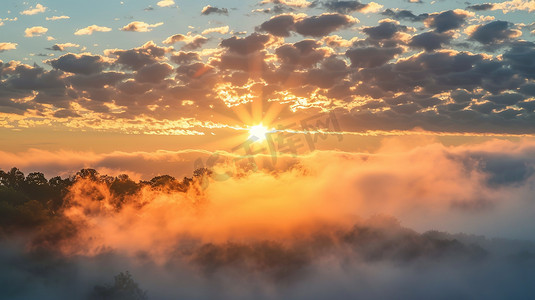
[49,45,64,51]
[53,108,81,118]
[469,21,521,46]
[107,41,171,70]
[294,13,357,37]
[170,51,201,65]
[409,31,452,51]
[466,3,494,11]
[425,10,470,33]
[503,41,535,79]
[258,13,357,37]
[182,36,209,51]
[257,14,296,36]
[346,46,403,68]
[220,33,271,55]
[68,72,128,89]
[362,21,409,40]
[323,0,367,13]
[275,40,328,68]
[48,54,107,75]
[134,63,173,84]
[381,9,429,22]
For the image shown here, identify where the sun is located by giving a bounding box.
[248,124,269,142]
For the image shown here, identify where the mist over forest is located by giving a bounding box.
[2,165,535,300]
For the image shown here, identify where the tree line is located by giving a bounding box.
[0,167,211,232]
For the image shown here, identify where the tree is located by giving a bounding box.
[25,172,48,186]
[90,271,148,300]
[0,167,25,189]
[76,168,100,181]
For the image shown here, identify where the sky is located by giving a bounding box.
[2,1,535,299]
[0,0,534,152]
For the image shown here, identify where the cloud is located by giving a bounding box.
[492,0,535,13]
[181,36,209,51]
[0,42,17,52]
[346,46,403,68]
[202,26,230,35]
[424,9,473,33]
[261,0,312,7]
[46,15,70,21]
[156,0,175,7]
[409,31,452,51]
[48,53,108,74]
[201,5,229,15]
[258,13,358,37]
[24,26,48,37]
[467,20,522,46]
[20,3,47,15]
[47,43,80,51]
[362,20,409,40]
[324,1,383,14]
[382,8,429,22]
[120,21,164,32]
[162,34,186,44]
[3,13,535,135]
[275,39,330,68]
[466,3,495,11]
[134,62,173,83]
[220,33,271,55]
[105,41,172,70]
[74,25,112,35]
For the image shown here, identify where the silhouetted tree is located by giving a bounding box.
[109,174,140,208]
[0,167,26,189]
[90,271,148,300]
[76,168,100,181]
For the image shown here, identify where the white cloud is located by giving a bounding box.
[260,0,310,7]
[120,21,164,32]
[157,0,175,7]
[51,43,80,51]
[46,15,70,21]
[74,25,112,35]
[493,0,535,13]
[24,26,48,37]
[360,2,384,13]
[201,26,230,35]
[21,3,47,15]
[0,42,17,52]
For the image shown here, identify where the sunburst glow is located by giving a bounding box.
[248,124,269,141]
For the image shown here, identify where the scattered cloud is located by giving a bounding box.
[162,34,186,44]
[467,20,522,46]
[24,26,48,37]
[0,42,17,52]
[201,5,229,15]
[261,0,312,8]
[47,43,80,51]
[258,13,358,37]
[492,0,535,13]
[74,25,112,35]
[202,26,230,35]
[324,0,383,14]
[121,21,164,32]
[46,15,70,21]
[157,0,175,7]
[20,3,47,15]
